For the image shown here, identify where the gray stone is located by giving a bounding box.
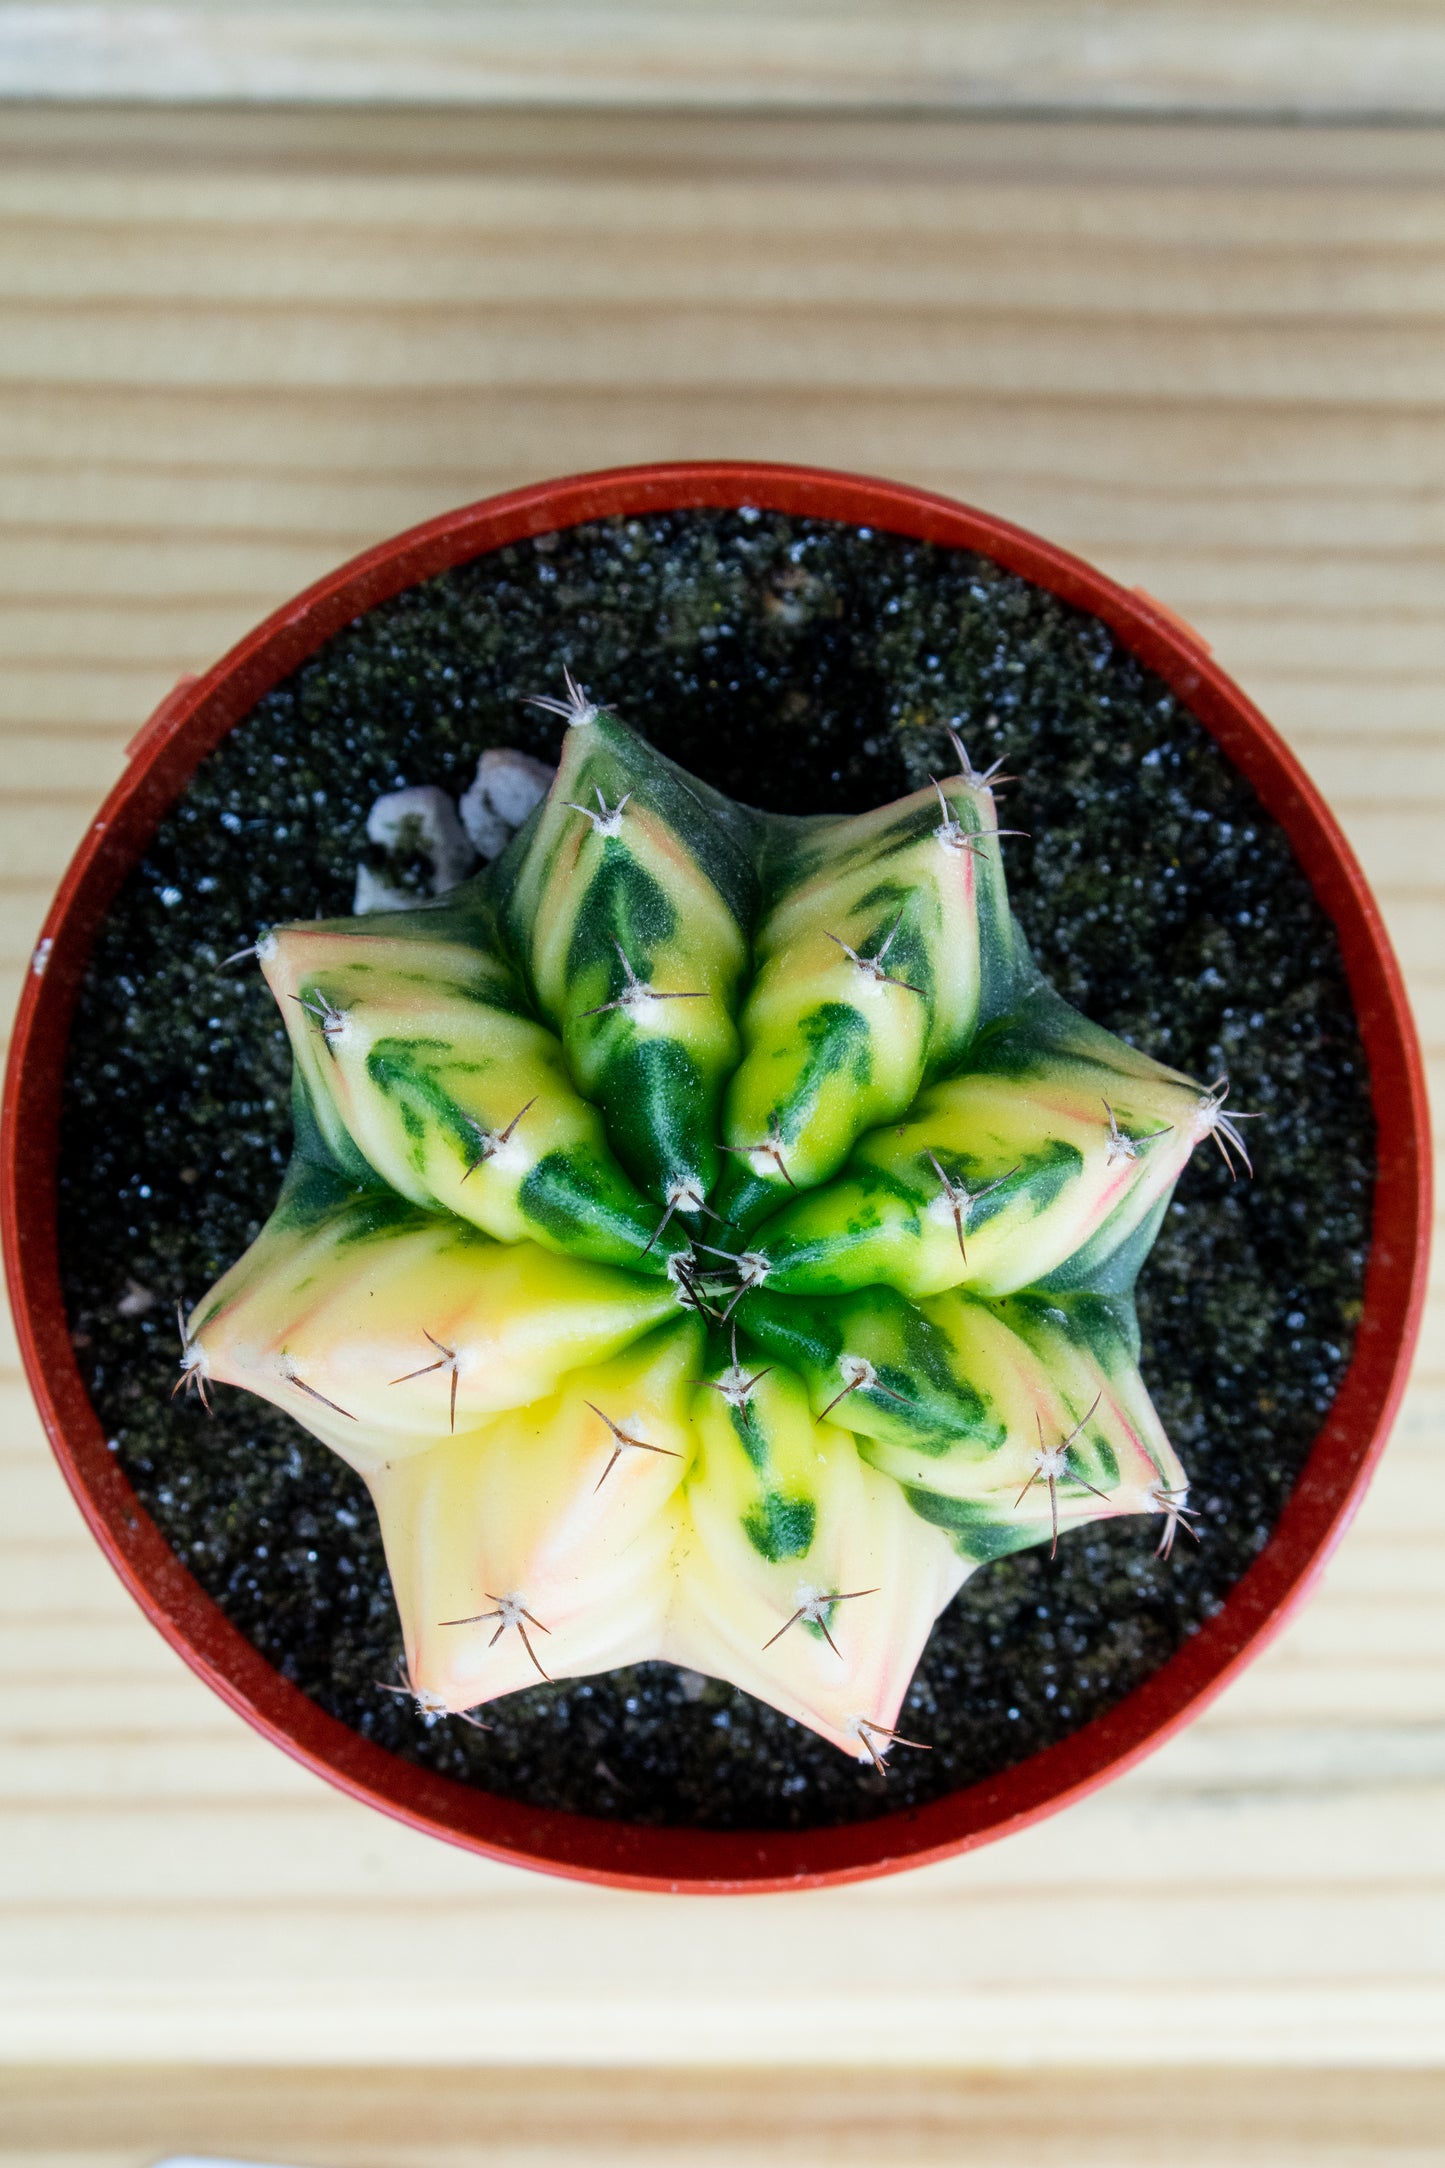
[459,745,555,861]
[353,784,474,913]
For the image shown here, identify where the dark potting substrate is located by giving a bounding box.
[57,511,1374,1831]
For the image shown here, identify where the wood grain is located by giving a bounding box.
[6,2064,1445,2168]
[4,2,1445,119]
[0,108,1442,2093]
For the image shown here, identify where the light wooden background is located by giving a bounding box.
[5,0,1445,116]
[2,103,1444,2164]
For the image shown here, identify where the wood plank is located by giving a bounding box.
[7,301,1443,403]
[3,5,1445,120]
[7,382,1445,490]
[1,1907,1443,2068]
[4,105,1445,185]
[11,219,1445,315]
[4,2064,1445,2168]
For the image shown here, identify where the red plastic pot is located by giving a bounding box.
[3,462,1430,1893]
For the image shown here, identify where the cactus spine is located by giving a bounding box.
[186,689,1238,1767]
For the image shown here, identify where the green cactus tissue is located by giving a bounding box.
[182,678,1249,1769]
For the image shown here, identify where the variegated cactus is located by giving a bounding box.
[183,678,1250,1769]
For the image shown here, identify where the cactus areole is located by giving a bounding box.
[4,465,1427,1890]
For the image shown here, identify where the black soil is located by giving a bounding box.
[57,510,1374,1830]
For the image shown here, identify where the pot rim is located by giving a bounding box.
[2,460,1430,1893]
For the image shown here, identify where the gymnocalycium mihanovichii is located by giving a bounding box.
[180,675,1253,1770]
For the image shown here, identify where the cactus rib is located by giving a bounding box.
[182,684,1240,1771]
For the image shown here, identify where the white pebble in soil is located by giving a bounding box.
[459,746,556,861]
[353,785,475,914]
[115,1278,157,1319]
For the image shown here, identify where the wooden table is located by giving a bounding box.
[1,103,1442,2164]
